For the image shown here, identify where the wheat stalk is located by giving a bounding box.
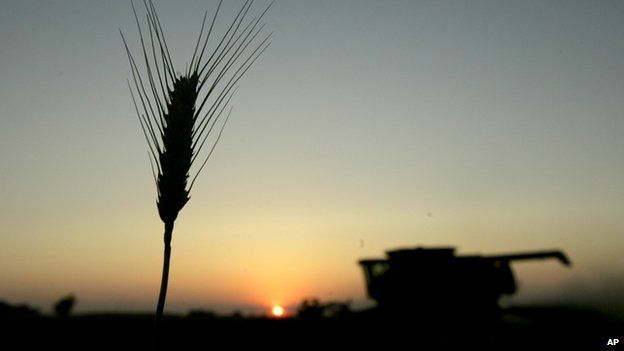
[120,0,271,344]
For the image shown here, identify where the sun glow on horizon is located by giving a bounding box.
[271,305,284,317]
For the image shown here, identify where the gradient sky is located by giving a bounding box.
[1,0,623,315]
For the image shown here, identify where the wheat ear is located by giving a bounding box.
[121,0,272,343]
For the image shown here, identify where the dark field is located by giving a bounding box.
[2,305,622,350]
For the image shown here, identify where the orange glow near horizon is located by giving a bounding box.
[272,305,284,317]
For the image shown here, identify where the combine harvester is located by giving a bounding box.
[359,247,571,319]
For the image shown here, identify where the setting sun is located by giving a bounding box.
[272,306,284,318]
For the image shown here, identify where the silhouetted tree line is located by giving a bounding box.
[0,300,39,319]
[296,299,352,320]
[0,294,75,319]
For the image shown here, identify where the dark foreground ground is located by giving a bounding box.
[2,305,622,350]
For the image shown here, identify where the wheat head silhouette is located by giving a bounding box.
[120,0,272,341]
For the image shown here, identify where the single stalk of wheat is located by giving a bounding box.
[120,0,272,342]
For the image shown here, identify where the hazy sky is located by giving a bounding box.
[1,0,623,314]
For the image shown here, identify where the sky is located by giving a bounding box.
[0,0,623,315]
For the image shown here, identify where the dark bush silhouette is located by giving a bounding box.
[297,299,323,320]
[53,294,76,317]
[297,299,352,319]
[322,301,352,318]
[187,309,217,319]
[0,300,39,319]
